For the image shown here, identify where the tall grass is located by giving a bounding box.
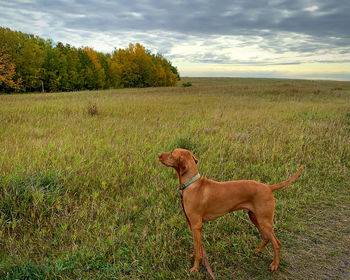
[0,78,349,279]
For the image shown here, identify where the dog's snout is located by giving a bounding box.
[158,153,162,158]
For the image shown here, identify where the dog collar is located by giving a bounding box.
[178,173,200,198]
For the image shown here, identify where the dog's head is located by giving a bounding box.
[158,148,198,175]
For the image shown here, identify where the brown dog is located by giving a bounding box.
[158,148,303,273]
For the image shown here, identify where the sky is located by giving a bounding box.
[1,0,350,80]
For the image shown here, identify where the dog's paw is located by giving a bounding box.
[254,248,264,253]
[269,262,279,271]
[189,266,199,273]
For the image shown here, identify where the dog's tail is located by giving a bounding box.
[269,166,304,192]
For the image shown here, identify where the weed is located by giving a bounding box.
[1,262,51,280]
[87,102,99,116]
[170,137,199,154]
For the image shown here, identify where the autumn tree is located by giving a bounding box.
[0,47,21,92]
[84,47,106,89]
[0,27,179,93]
[113,43,178,88]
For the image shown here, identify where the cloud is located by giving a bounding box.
[0,0,349,80]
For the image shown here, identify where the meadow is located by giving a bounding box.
[0,78,349,279]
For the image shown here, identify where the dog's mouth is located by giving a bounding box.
[159,159,170,167]
[158,153,168,166]
[158,153,174,167]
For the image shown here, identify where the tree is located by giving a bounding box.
[0,27,179,93]
[84,47,105,89]
[16,39,45,91]
[0,47,21,92]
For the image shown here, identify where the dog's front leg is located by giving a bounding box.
[189,221,203,273]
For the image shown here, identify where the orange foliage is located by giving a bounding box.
[0,48,21,91]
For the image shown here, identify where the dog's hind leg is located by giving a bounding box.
[268,231,281,271]
[253,203,282,271]
[258,221,281,271]
[248,211,269,252]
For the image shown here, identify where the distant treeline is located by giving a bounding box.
[0,27,179,93]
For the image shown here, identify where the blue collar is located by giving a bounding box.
[178,173,200,199]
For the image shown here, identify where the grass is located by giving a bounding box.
[0,77,349,279]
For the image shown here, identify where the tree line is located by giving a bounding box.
[0,27,179,93]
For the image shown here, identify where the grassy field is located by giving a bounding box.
[0,78,349,279]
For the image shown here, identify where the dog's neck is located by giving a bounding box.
[176,166,199,185]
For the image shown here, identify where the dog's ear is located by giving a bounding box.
[178,156,188,175]
[192,155,198,164]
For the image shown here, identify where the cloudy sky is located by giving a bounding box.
[1,0,350,80]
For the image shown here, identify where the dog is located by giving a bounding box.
[158,148,303,273]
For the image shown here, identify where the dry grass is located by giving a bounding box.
[87,102,99,116]
[0,77,349,279]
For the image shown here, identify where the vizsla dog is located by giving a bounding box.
[158,148,303,273]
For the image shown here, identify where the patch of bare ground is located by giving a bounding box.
[283,201,350,280]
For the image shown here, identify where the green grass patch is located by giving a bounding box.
[0,170,63,232]
[0,78,349,279]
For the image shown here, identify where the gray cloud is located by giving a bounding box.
[2,1,349,38]
[0,0,349,80]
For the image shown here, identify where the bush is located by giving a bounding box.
[182,82,192,87]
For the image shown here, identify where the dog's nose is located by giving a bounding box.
[158,153,162,158]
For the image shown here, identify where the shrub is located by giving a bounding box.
[182,82,192,87]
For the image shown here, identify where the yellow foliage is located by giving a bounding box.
[0,48,21,91]
[84,47,106,88]
[84,47,101,70]
[113,43,178,87]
